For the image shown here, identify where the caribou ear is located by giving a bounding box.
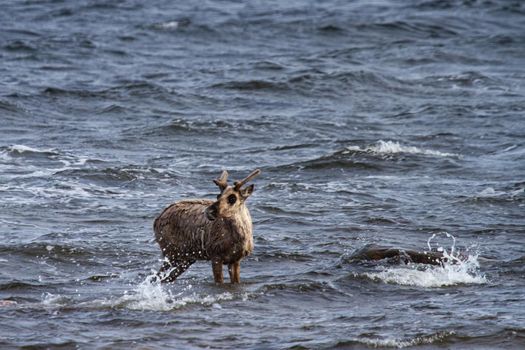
[241,184,255,199]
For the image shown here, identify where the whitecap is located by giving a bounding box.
[344,140,459,158]
[7,144,57,154]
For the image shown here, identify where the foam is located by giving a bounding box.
[345,140,459,158]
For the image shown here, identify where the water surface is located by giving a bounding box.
[1,0,524,348]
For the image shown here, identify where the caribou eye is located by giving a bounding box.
[227,194,237,205]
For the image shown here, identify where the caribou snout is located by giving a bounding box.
[205,203,218,221]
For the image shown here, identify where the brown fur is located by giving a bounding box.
[154,169,260,283]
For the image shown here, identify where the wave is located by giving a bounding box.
[2,144,59,157]
[160,118,235,134]
[279,151,380,172]
[211,70,412,97]
[344,328,525,350]
[55,166,175,184]
[0,100,25,114]
[476,186,524,200]
[418,71,502,90]
[41,81,169,99]
[274,140,459,172]
[361,20,458,38]
[1,144,173,184]
[344,140,459,158]
[0,281,44,292]
[1,145,92,168]
[259,280,340,295]
[458,185,525,204]
[3,39,37,52]
[0,242,92,260]
[0,144,96,181]
[348,331,455,349]
[212,79,289,91]
[143,115,285,138]
[41,292,74,307]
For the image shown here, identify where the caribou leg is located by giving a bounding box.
[157,259,195,282]
[212,259,224,283]
[228,261,241,284]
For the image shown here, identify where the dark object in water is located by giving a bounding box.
[349,244,464,265]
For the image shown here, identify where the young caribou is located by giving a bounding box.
[154,169,260,283]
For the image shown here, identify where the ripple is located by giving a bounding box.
[3,40,37,52]
[41,81,169,99]
[357,20,458,39]
[212,79,289,91]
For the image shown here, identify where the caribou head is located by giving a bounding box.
[205,169,261,221]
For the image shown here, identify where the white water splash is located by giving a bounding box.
[116,275,236,311]
[345,140,458,157]
[364,233,486,288]
[42,292,70,306]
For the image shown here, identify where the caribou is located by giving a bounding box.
[154,169,260,283]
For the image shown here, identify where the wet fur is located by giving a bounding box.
[153,170,258,283]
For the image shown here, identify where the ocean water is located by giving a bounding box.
[1,0,525,348]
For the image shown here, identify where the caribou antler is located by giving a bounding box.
[213,170,229,191]
[234,169,261,190]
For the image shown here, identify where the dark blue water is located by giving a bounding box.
[1,0,525,348]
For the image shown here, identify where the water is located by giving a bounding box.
[1,0,524,348]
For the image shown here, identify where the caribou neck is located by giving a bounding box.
[220,204,252,236]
